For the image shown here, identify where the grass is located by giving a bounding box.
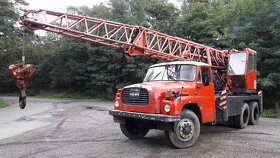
[0,98,7,108]
[0,91,106,102]
[33,91,103,101]
[261,100,280,119]
[261,109,280,119]
[0,93,18,97]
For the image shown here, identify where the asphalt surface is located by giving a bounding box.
[0,97,279,158]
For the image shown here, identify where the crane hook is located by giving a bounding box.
[9,28,37,109]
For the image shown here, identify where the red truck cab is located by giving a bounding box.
[110,61,216,148]
[113,61,216,123]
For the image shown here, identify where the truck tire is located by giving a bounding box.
[120,120,149,140]
[234,103,250,129]
[249,102,259,125]
[168,109,200,148]
[227,116,235,127]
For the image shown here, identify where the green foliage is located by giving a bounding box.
[0,0,279,109]
[221,0,280,108]
[261,101,280,119]
[145,0,179,34]
[0,0,33,92]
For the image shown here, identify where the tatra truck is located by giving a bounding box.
[18,10,263,148]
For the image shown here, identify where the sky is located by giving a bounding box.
[26,0,180,12]
[26,0,108,12]
[24,0,180,36]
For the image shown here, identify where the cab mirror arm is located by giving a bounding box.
[197,83,203,88]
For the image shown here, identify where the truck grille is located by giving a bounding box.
[121,88,149,105]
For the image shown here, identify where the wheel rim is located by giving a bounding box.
[176,118,194,142]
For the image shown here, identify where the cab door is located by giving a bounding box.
[196,66,215,123]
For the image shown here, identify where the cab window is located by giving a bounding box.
[201,67,211,86]
[197,68,202,82]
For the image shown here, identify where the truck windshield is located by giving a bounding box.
[228,52,247,75]
[144,65,197,82]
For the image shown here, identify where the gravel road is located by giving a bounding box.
[0,97,279,158]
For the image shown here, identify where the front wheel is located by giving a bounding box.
[168,109,200,148]
[120,119,149,140]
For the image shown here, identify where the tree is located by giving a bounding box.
[225,0,280,108]
[1,0,279,108]
[0,0,29,92]
[145,0,179,35]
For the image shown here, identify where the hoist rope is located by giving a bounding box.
[22,27,25,63]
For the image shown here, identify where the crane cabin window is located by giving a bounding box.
[228,52,247,75]
[248,53,257,73]
[248,53,253,73]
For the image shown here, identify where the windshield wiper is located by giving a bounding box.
[151,71,162,81]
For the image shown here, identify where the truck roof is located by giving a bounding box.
[150,61,210,68]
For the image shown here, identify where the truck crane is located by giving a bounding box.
[16,9,263,148]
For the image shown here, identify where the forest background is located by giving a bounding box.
[0,0,279,116]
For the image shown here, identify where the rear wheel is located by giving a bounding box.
[168,109,200,148]
[227,116,235,127]
[234,103,250,129]
[120,119,149,139]
[249,102,259,125]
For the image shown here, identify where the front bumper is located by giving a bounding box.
[109,110,180,122]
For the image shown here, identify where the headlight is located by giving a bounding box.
[164,104,171,112]
[115,101,120,107]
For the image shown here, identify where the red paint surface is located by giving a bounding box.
[114,66,216,124]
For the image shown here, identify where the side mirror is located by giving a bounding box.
[197,83,203,88]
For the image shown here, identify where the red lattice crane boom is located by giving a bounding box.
[11,9,232,109]
[20,9,229,69]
